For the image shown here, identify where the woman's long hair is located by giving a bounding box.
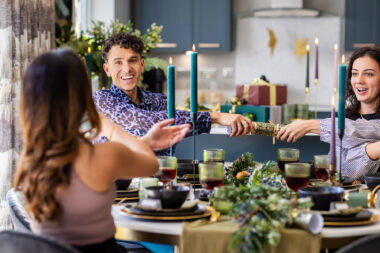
[13,49,100,222]
[346,47,380,119]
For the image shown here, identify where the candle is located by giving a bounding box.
[314,38,319,84]
[330,96,336,165]
[333,43,338,94]
[305,44,310,90]
[86,46,92,77]
[167,56,175,120]
[190,44,198,114]
[338,54,347,137]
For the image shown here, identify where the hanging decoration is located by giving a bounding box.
[267,28,277,55]
[294,38,308,62]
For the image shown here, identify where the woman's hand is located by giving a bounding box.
[277,120,320,143]
[140,119,191,151]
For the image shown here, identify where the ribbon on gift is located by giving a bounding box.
[243,78,277,105]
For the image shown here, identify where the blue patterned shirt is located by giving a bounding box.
[93,84,212,156]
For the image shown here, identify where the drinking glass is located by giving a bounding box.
[199,162,224,190]
[203,149,225,164]
[313,155,330,181]
[156,156,177,186]
[277,148,300,172]
[285,163,311,192]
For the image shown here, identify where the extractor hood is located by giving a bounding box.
[238,0,320,18]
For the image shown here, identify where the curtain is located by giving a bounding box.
[0,0,55,229]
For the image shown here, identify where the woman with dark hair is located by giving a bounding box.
[13,49,190,252]
[277,47,380,179]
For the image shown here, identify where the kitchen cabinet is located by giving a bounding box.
[345,0,380,51]
[139,0,231,52]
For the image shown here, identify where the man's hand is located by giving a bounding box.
[209,112,254,137]
[141,119,191,150]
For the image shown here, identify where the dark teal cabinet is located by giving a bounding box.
[345,0,380,51]
[139,0,231,52]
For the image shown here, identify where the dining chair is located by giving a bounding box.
[336,233,380,253]
[6,188,31,232]
[0,230,81,253]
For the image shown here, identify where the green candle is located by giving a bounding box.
[305,44,310,89]
[190,44,198,114]
[167,57,175,120]
[338,54,346,137]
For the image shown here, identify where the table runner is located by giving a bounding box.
[181,218,321,253]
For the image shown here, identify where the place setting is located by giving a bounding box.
[120,156,214,221]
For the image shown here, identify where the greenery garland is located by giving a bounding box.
[219,154,312,253]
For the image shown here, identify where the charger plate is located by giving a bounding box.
[121,205,212,221]
[324,214,377,227]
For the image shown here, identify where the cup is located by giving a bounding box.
[313,155,330,181]
[156,156,177,185]
[297,104,310,120]
[277,148,300,172]
[285,163,311,192]
[138,177,159,200]
[203,149,225,164]
[199,162,224,190]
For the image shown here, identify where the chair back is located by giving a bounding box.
[6,188,31,232]
[336,233,380,253]
[0,230,80,253]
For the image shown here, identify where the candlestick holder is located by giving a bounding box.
[338,129,344,184]
[314,79,319,119]
[305,87,309,105]
[191,112,197,190]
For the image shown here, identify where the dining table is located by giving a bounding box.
[112,202,380,252]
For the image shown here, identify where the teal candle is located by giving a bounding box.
[190,45,198,113]
[86,46,92,77]
[338,55,347,136]
[167,57,175,120]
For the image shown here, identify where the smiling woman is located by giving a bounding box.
[346,47,380,120]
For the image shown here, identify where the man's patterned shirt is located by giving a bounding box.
[93,84,211,156]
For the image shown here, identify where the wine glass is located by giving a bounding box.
[203,149,225,164]
[199,162,224,202]
[285,162,311,192]
[313,155,330,181]
[156,156,177,187]
[277,148,300,172]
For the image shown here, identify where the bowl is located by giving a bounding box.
[145,186,190,209]
[177,159,200,177]
[298,186,344,211]
[114,179,131,190]
[364,173,380,191]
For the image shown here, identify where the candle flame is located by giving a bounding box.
[192,44,196,52]
[341,54,345,64]
[334,43,338,51]
[169,56,173,65]
[88,46,91,54]
[306,44,310,51]
[315,38,319,45]
[331,96,335,107]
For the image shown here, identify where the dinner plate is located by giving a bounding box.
[121,204,212,221]
[324,214,377,227]
[124,203,206,217]
[322,210,373,222]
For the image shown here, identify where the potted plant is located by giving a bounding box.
[56,20,167,90]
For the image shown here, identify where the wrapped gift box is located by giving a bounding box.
[220,105,270,123]
[269,105,282,124]
[236,83,287,106]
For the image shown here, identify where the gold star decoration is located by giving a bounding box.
[267,29,277,55]
[294,38,308,62]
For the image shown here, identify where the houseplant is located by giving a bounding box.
[56,20,167,89]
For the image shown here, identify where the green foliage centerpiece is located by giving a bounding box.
[220,154,313,253]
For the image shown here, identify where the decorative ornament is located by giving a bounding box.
[294,38,308,62]
[267,29,277,55]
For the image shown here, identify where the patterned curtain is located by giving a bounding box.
[0,0,55,229]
